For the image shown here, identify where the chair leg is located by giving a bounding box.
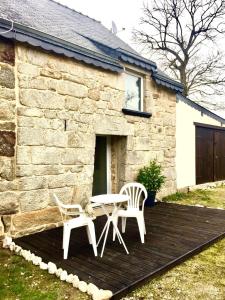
[122,217,127,233]
[63,224,71,259]
[136,215,145,243]
[143,219,146,235]
[87,221,97,257]
[142,211,146,234]
[62,225,66,249]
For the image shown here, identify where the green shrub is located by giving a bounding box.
[137,160,165,192]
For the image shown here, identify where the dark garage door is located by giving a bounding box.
[196,125,225,184]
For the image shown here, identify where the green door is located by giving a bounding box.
[92,136,108,196]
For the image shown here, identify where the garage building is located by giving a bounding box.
[176,94,225,189]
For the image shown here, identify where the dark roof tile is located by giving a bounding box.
[0,0,183,92]
[0,0,137,55]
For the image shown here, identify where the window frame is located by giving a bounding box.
[124,70,144,112]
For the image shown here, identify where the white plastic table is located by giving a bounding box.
[90,194,130,257]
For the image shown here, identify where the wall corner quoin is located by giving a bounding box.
[0,217,5,241]
[0,38,16,184]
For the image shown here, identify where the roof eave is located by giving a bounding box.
[0,19,183,93]
[116,48,157,72]
[0,18,123,73]
[152,72,184,93]
[116,48,183,93]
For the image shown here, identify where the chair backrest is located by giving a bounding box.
[52,194,66,215]
[52,194,82,218]
[120,182,148,209]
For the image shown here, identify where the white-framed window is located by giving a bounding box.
[125,71,143,111]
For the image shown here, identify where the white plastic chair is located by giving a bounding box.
[113,182,148,243]
[53,194,97,259]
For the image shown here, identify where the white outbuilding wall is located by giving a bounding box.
[176,94,225,189]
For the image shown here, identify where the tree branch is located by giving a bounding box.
[133,0,225,97]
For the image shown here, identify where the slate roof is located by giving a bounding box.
[0,0,137,56]
[0,0,183,92]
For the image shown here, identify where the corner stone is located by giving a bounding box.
[11,207,62,234]
[0,218,4,238]
[0,191,20,215]
[0,65,15,89]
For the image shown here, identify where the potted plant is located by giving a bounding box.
[137,160,165,207]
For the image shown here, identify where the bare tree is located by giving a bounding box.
[134,0,225,97]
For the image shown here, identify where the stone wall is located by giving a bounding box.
[0,41,176,238]
[0,38,16,181]
[0,38,16,238]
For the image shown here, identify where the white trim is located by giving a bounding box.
[106,136,111,193]
[124,70,144,112]
[140,75,144,111]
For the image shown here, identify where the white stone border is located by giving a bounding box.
[2,236,112,300]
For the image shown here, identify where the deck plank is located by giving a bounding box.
[15,203,225,298]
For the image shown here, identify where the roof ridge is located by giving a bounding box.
[50,0,101,23]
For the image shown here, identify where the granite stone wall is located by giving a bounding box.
[0,41,177,238]
[0,38,16,238]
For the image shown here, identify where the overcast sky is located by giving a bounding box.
[55,0,143,49]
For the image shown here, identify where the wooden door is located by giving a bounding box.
[196,127,214,184]
[214,130,225,181]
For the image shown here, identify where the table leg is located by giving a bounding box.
[115,233,122,244]
[112,206,122,244]
[112,220,129,254]
[97,220,108,247]
[100,219,110,257]
[112,219,122,244]
[94,201,129,257]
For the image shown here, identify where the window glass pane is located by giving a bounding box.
[125,73,142,111]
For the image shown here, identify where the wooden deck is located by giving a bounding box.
[15,203,225,299]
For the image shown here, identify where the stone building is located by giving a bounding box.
[0,0,183,238]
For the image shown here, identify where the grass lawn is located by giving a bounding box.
[162,186,225,209]
[0,187,224,300]
[0,249,89,300]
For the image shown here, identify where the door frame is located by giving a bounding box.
[194,122,225,131]
[106,136,111,193]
